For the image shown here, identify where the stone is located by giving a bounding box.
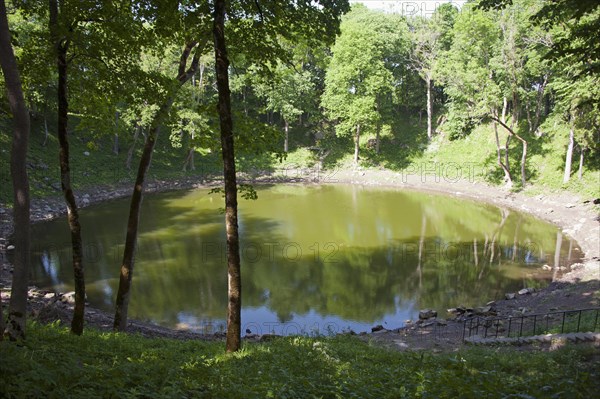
[7,245,15,250]
[518,287,535,295]
[569,263,584,270]
[565,203,575,208]
[505,293,516,300]
[83,151,90,156]
[60,291,76,304]
[371,324,385,332]
[419,309,437,320]
[474,306,494,316]
[541,264,552,271]
[393,340,409,349]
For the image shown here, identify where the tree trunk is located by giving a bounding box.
[0,0,31,341]
[578,147,585,180]
[492,110,512,184]
[501,97,507,124]
[532,75,547,133]
[563,125,574,184]
[354,124,360,166]
[183,130,195,171]
[491,116,527,188]
[125,123,142,170]
[525,103,532,133]
[375,121,380,154]
[214,0,242,352]
[113,111,120,154]
[43,115,49,147]
[511,91,520,129]
[504,135,511,173]
[375,100,381,154]
[426,75,433,140]
[113,41,202,331]
[284,119,289,153]
[50,0,85,335]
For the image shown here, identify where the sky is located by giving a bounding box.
[351,0,467,16]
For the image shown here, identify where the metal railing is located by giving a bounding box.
[462,307,600,341]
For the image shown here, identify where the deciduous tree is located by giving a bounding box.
[0,0,30,341]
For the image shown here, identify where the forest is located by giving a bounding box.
[1,0,598,194]
[1,0,599,397]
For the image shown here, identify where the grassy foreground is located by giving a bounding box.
[1,323,598,398]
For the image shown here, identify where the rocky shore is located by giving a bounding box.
[1,171,599,346]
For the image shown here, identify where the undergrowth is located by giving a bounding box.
[0,322,598,398]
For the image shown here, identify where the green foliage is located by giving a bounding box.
[322,6,408,138]
[0,323,598,398]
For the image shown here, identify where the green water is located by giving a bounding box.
[29,184,581,334]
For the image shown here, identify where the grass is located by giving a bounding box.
[0,322,599,398]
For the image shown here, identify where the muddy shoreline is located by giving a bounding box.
[1,170,598,343]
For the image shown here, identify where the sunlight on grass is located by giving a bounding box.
[5,323,598,398]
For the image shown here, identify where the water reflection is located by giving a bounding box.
[28,185,582,334]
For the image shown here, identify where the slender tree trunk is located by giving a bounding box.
[563,125,574,184]
[533,75,547,132]
[189,129,195,170]
[125,123,142,170]
[492,110,512,184]
[43,115,49,147]
[505,135,511,173]
[525,103,532,133]
[214,0,242,352]
[49,0,85,335]
[375,121,381,154]
[354,124,360,166]
[375,100,381,154]
[198,63,205,96]
[518,140,526,188]
[501,97,507,124]
[511,91,520,129]
[183,130,195,171]
[284,119,289,153]
[578,147,585,180]
[491,116,527,188]
[113,111,120,155]
[0,0,31,341]
[113,41,201,331]
[426,75,433,140]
